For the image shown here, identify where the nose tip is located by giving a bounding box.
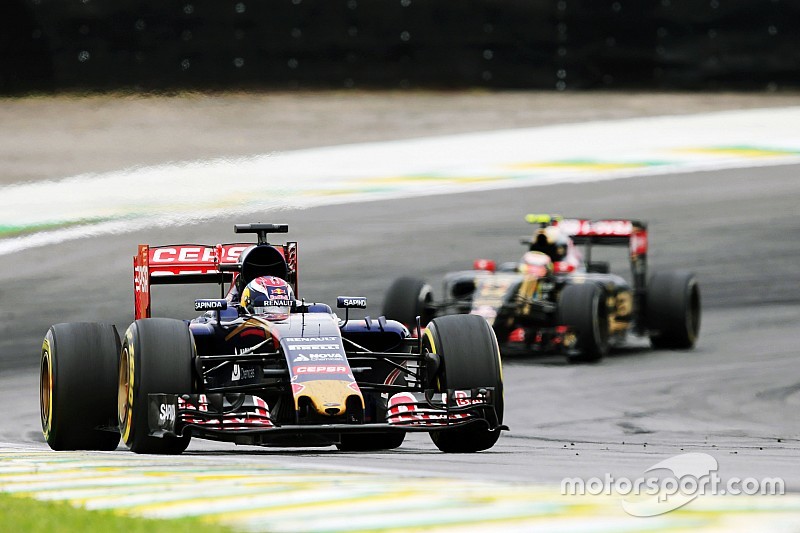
[325,407,340,415]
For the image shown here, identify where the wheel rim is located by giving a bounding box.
[118,347,132,442]
[40,347,52,437]
[423,325,443,391]
[593,291,609,349]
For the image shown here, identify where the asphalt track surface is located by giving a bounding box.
[1,157,799,492]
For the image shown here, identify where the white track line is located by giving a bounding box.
[2,107,800,256]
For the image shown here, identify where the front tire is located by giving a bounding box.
[119,318,193,454]
[558,283,609,363]
[425,314,504,453]
[647,270,701,349]
[40,323,120,451]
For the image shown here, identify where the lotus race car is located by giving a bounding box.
[40,224,505,454]
[383,215,700,363]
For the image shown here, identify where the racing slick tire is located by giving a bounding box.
[336,432,406,451]
[558,283,610,363]
[382,276,434,329]
[40,323,121,451]
[119,318,193,454]
[647,270,701,350]
[424,314,504,453]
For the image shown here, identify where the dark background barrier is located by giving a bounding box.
[1,0,798,93]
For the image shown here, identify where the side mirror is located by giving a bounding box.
[337,296,367,309]
[473,259,496,272]
[194,299,228,312]
[336,296,366,328]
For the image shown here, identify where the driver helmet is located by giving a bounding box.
[240,276,294,319]
[519,251,553,277]
[529,226,569,262]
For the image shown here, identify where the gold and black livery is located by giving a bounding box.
[383,215,701,363]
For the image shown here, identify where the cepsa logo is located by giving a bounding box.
[295,366,348,374]
[150,245,250,264]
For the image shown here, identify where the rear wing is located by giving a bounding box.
[134,242,298,319]
[524,214,647,256]
[524,214,648,307]
[558,218,648,256]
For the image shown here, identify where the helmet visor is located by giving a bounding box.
[253,299,291,316]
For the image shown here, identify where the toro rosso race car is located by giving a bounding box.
[39,224,505,454]
[383,215,700,363]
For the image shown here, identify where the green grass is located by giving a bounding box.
[0,216,121,238]
[0,492,237,533]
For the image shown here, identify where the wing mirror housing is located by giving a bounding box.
[473,259,496,272]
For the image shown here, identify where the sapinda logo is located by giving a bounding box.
[337,297,367,308]
[195,299,226,311]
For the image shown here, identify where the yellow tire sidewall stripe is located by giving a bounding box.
[40,337,53,441]
[120,328,135,444]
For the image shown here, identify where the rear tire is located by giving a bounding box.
[382,277,434,328]
[425,314,504,453]
[119,318,193,454]
[558,283,609,363]
[647,270,701,349]
[40,323,120,451]
[336,432,405,451]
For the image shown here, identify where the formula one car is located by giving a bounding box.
[383,214,700,363]
[39,223,505,454]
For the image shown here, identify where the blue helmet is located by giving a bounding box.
[240,276,294,318]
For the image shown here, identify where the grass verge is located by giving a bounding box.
[0,492,236,533]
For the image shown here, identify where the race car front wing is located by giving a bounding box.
[148,388,505,446]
